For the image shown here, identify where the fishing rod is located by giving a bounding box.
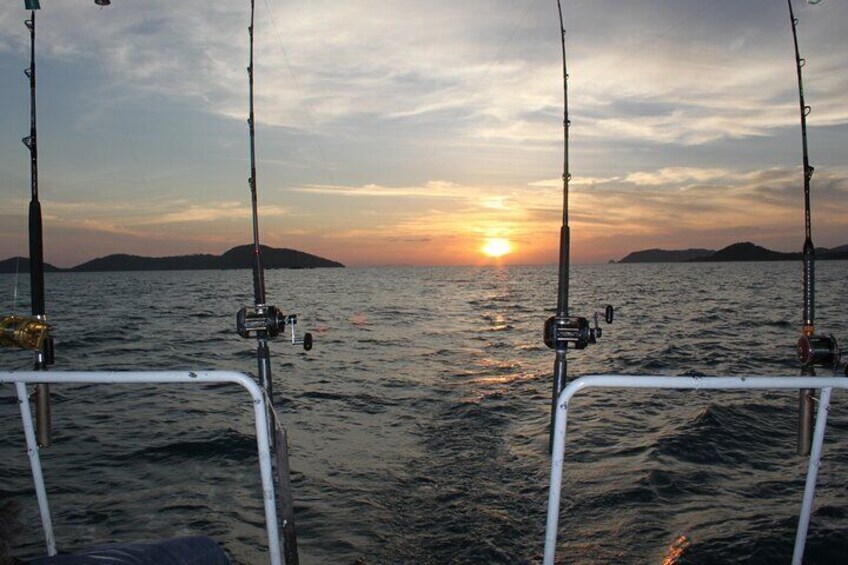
[787,0,841,456]
[2,1,116,443]
[544,0,612,451]
[24,2,57,450]
[234,1,312,562]
[0,2,56,449]
[23,3,55,449]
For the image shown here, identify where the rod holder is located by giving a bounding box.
[797,334,841,456]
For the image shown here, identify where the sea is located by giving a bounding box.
[1,261,847,564]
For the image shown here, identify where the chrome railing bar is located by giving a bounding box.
[544,375,848,565]
[14,380,56,556]
[793,385,832,565]
[1,371,282,565]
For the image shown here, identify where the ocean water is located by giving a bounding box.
[1,262,847,564]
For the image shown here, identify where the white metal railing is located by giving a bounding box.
[0,371,283,565]
[544,375,848,565]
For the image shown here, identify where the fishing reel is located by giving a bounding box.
[0,315,55,364]
[797,333,840,369]
[236,305,313,351]
[1,315,49,350]
[544,305,613,350]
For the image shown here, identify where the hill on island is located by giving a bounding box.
[618,248,715,263]
[619,241,848,263]
[218,245,344,270]
[0,256,61,273]
[0,245,344,273]
[700,242,797,262]
[71,253,221,272]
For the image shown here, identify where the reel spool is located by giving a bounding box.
[797,334,840,368]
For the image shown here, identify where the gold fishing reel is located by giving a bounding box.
[0,315,51,351]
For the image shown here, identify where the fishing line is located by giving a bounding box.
[90,37,156,218]
[261,0,337,188]
[412,0,541,173]
[13,257,21,313]
[67,5,161,243]
[572,0,719,88]
[473,0,542,95]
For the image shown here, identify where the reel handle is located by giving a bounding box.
[284,314,313,351]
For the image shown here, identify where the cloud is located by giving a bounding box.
[624,167,736,186]
[30,198,287,235]
[292,180,467,199]
[6,1,846,149]
[147,203,288,225]
[2,1,847,267]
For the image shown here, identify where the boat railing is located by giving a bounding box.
[544,374,847,565]
[0,370,284,565]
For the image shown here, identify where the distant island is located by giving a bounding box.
[618,241,848,263]
[0,244,344,273]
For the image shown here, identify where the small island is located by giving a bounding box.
[619,241,848,263]
[0,244,344,273]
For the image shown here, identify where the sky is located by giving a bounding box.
[0,0,846,267]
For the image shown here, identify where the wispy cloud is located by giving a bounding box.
[624,167,737,186]
[292,180,468,199]
[27,199,288,249]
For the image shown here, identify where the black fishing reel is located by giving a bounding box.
[544,305,613,350]
[236,305,313,351]
[797,333,840,369]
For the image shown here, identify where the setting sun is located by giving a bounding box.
[481,238,512,258]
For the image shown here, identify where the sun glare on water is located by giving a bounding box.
[481,238,512,258]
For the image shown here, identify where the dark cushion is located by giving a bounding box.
[28,536,231,565]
